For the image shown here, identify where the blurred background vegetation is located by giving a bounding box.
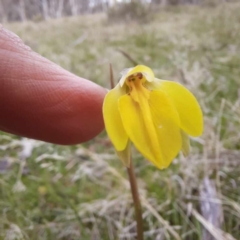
[1,0,240,239]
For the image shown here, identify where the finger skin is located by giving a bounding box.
[0,26,107,144]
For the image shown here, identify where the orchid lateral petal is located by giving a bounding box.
[103,84,128,151]
[119,90,181,169]
[119,94,163,168]
[149,90,182,168]
[116,141,131,167]
[181,130,190,157]
[156,80,203,137]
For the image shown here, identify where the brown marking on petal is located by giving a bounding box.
[128,75,133,81]
[137,73,143,79]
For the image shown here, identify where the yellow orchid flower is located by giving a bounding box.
[103,65,203,169]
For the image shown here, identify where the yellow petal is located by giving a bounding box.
[119,94,161,167]
[118,89,181,169]
[156,80,203,137]
[119,65,154,86]
[116,141,131,167]
[181,130,190,157]
[149,90,182,168]
[103,84,128,151]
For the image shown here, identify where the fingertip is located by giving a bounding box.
[0,27,108,144]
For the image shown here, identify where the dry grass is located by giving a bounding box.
[1,2,240,240]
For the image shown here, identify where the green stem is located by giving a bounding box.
[127,158,144,240]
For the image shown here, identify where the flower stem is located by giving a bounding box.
[109,63,115,89]
[127,158,144,240]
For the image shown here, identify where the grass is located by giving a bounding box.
[1,2,240,239]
